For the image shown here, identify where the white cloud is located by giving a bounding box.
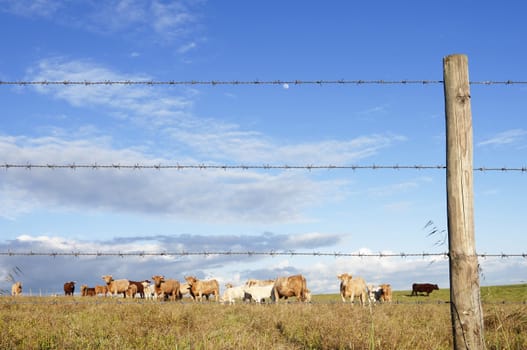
[28,58,194,127]
[0,0,62,18]
[0,135,344,222]
[27,58,406,166]
[1,1,200,43]
[1,233,524,295]
[178,41,197,54]
[10,58,410,222]
[477,129,527,147]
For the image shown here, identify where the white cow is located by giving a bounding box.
[368,284,382,302]
[142,281,157,300]
[221,283,245,304]
[244,284,273,303]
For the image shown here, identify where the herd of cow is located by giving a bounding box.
[9,275,440,304]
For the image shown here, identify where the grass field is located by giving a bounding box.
[1,284,525,349]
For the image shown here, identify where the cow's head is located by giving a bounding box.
[337,273,352,282]
[101,275,113,284]
[433,284,439,290]
[151,275,165,287]
[185,276,198,285]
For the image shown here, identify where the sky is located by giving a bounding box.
[0,1,526,296]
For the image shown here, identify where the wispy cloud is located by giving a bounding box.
[27,58,406,166]
[0,0,62,18]
[27,58,194,128]
[1,0,201,43]
[178,41,198,54]
[477,129,527,147]
[366,176,431,198]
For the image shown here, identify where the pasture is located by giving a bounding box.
[1,284,526,349]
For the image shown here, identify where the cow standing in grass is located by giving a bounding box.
[102,275,130,298]
[411,283,439,296]
[221,283,245,304]
[244,284,274,303]
[271,274,309,302]
[81,285,96,296]
[337,273,369,306]
[185,276,220,302]
[11,281,22,296]
[64,281,76,296]
[151,275,181,301]
[95,285,108,297]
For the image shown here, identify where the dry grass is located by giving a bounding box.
[1,295,526,349]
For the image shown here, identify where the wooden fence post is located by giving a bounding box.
[443,54,485,349]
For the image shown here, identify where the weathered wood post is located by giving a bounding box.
[443,54,485,349]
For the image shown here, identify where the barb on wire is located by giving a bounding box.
[1,163,526,172]
[0,79,444,86]
[1,79,527,87]
[0,251,525,258]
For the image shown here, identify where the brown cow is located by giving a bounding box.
[411,283,439,296]
[151,275,181,301]
[11,281,22,296]
[337,273,369,305]
[80,285,96,297]
[64,281,76,296]
[185,276,220,302]
[271,274,309,302]
[379,284,392,302]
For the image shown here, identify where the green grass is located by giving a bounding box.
[0,284,526,349]
[313,283,527,304]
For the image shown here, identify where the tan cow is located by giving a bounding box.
[271,274,309,302]
[11,281,22,296]
[337,273,369,306]
[151,275,181,301]
[95,285,108,297]
[179,283,191,299]
[101,275,130,298]
[185,276,220,302]
[126,284,138,298]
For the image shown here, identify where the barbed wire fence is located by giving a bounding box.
[1,79,527,86]
[0,251,526,258]
[1,163,526,172]
[1,74,525,292]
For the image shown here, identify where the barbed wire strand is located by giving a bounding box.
[0,251,526,258]
[1,79,527,86]
[1,163,526,172]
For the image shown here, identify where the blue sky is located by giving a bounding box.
[1,1,526,295]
